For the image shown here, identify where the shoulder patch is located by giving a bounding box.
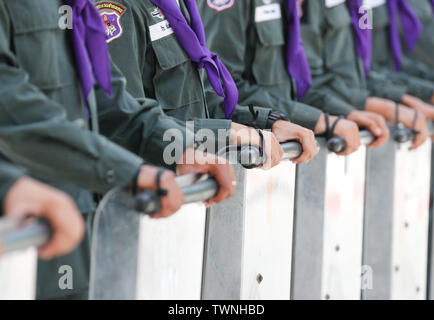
[206,0,235,12]
[95,1,126,43]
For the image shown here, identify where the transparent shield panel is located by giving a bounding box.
[89,189,140,300]
[0,247,37,300]
[391,140,432,300]
[136,203,206,300]
[241,161,296,300]
[322,147,367,300]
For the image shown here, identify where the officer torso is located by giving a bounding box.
[98,0,209,120]
[248,0,297,100]
[3,0,97,213]
[5,0,90,127]
[303,0,366,90]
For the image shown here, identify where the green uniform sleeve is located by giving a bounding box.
[301,0,367,114]
[401,56,434,83]
[373,64,434,102]
[0,3,143,194]
[367,69,407,103]
[204,85,271,129]
[96,61,195,169]
[0,159,25,212]
[199,0,322,130]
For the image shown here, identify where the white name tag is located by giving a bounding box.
[255,3,282,23]
[325,0,346,8]
[149,20,174,41]
[363,0,386,9]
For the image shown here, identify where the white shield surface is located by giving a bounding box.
[136,203,207,300]
[391,140,432,300]
[322,147,367,300]
[241,161,296,300]
[0,248,37,300]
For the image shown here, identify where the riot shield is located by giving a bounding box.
[89,189,141,300]
[321,146,367,300]
[0,248,37,300]
[0,218,49,300]
[391,139,431,300]
[89,175,217,300]
[202,161,297,300]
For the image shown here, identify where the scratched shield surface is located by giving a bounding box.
[321,147,367,300]
[391,140,431,300]
[241,161,296,300]
[136,203,206,300]
[0,248,37,300]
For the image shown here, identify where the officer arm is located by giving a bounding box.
[0,158,25,213]
[367,69,409,103]
[199,1,322,130]
[401,56,434,83]
[0,4,143,194]
[95,61,195,170]
[373,66,434,103]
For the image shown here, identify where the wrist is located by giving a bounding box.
[134,165,159,191]
[314,114,326,133]
[266,111,287,130]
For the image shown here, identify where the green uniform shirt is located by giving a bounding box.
[300,0,408,109]
[371,3,434,102]
[96,0,273,137]
[199,0,323,130]
[405,0,434,72]
[0,158,25,213]
[0,0,192,299]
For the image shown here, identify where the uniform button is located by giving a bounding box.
[105,170,116,185]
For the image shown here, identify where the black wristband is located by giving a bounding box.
[156,168,169,197]
[131,167,141,196]
[266,111,288,130]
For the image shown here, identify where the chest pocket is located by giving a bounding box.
[253,19,288,86]
[151,33,202,110]
[324,3,356,68]
[7,0,76,91]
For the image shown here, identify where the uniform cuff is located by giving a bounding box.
[96,139,144,192]
[193,119,232,154]
[289,102,323,130]
[230,105,271,129]
[0,168,25,215]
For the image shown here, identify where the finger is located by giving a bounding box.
[366,120,382,138]
[409,133,426,151]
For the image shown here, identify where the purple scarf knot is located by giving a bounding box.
[66,0,112,114]
[387,0,423,71]
[150,0,238,119]
[286,0,312,100]
[346,0,372,76]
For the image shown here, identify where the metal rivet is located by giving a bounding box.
[416,286,420,293]
[335,245,340,252]
[325,294,331,300]
[404,222,409,229]
[256,273,263,284]
[395,266,400,272]
[105,169,116,184]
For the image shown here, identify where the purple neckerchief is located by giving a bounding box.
[150,0,238,119]
[430,0,434,14]
[287,0,312,100]
[387,0,423,71]
[66,0,112,116]
[346,0,372,76]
